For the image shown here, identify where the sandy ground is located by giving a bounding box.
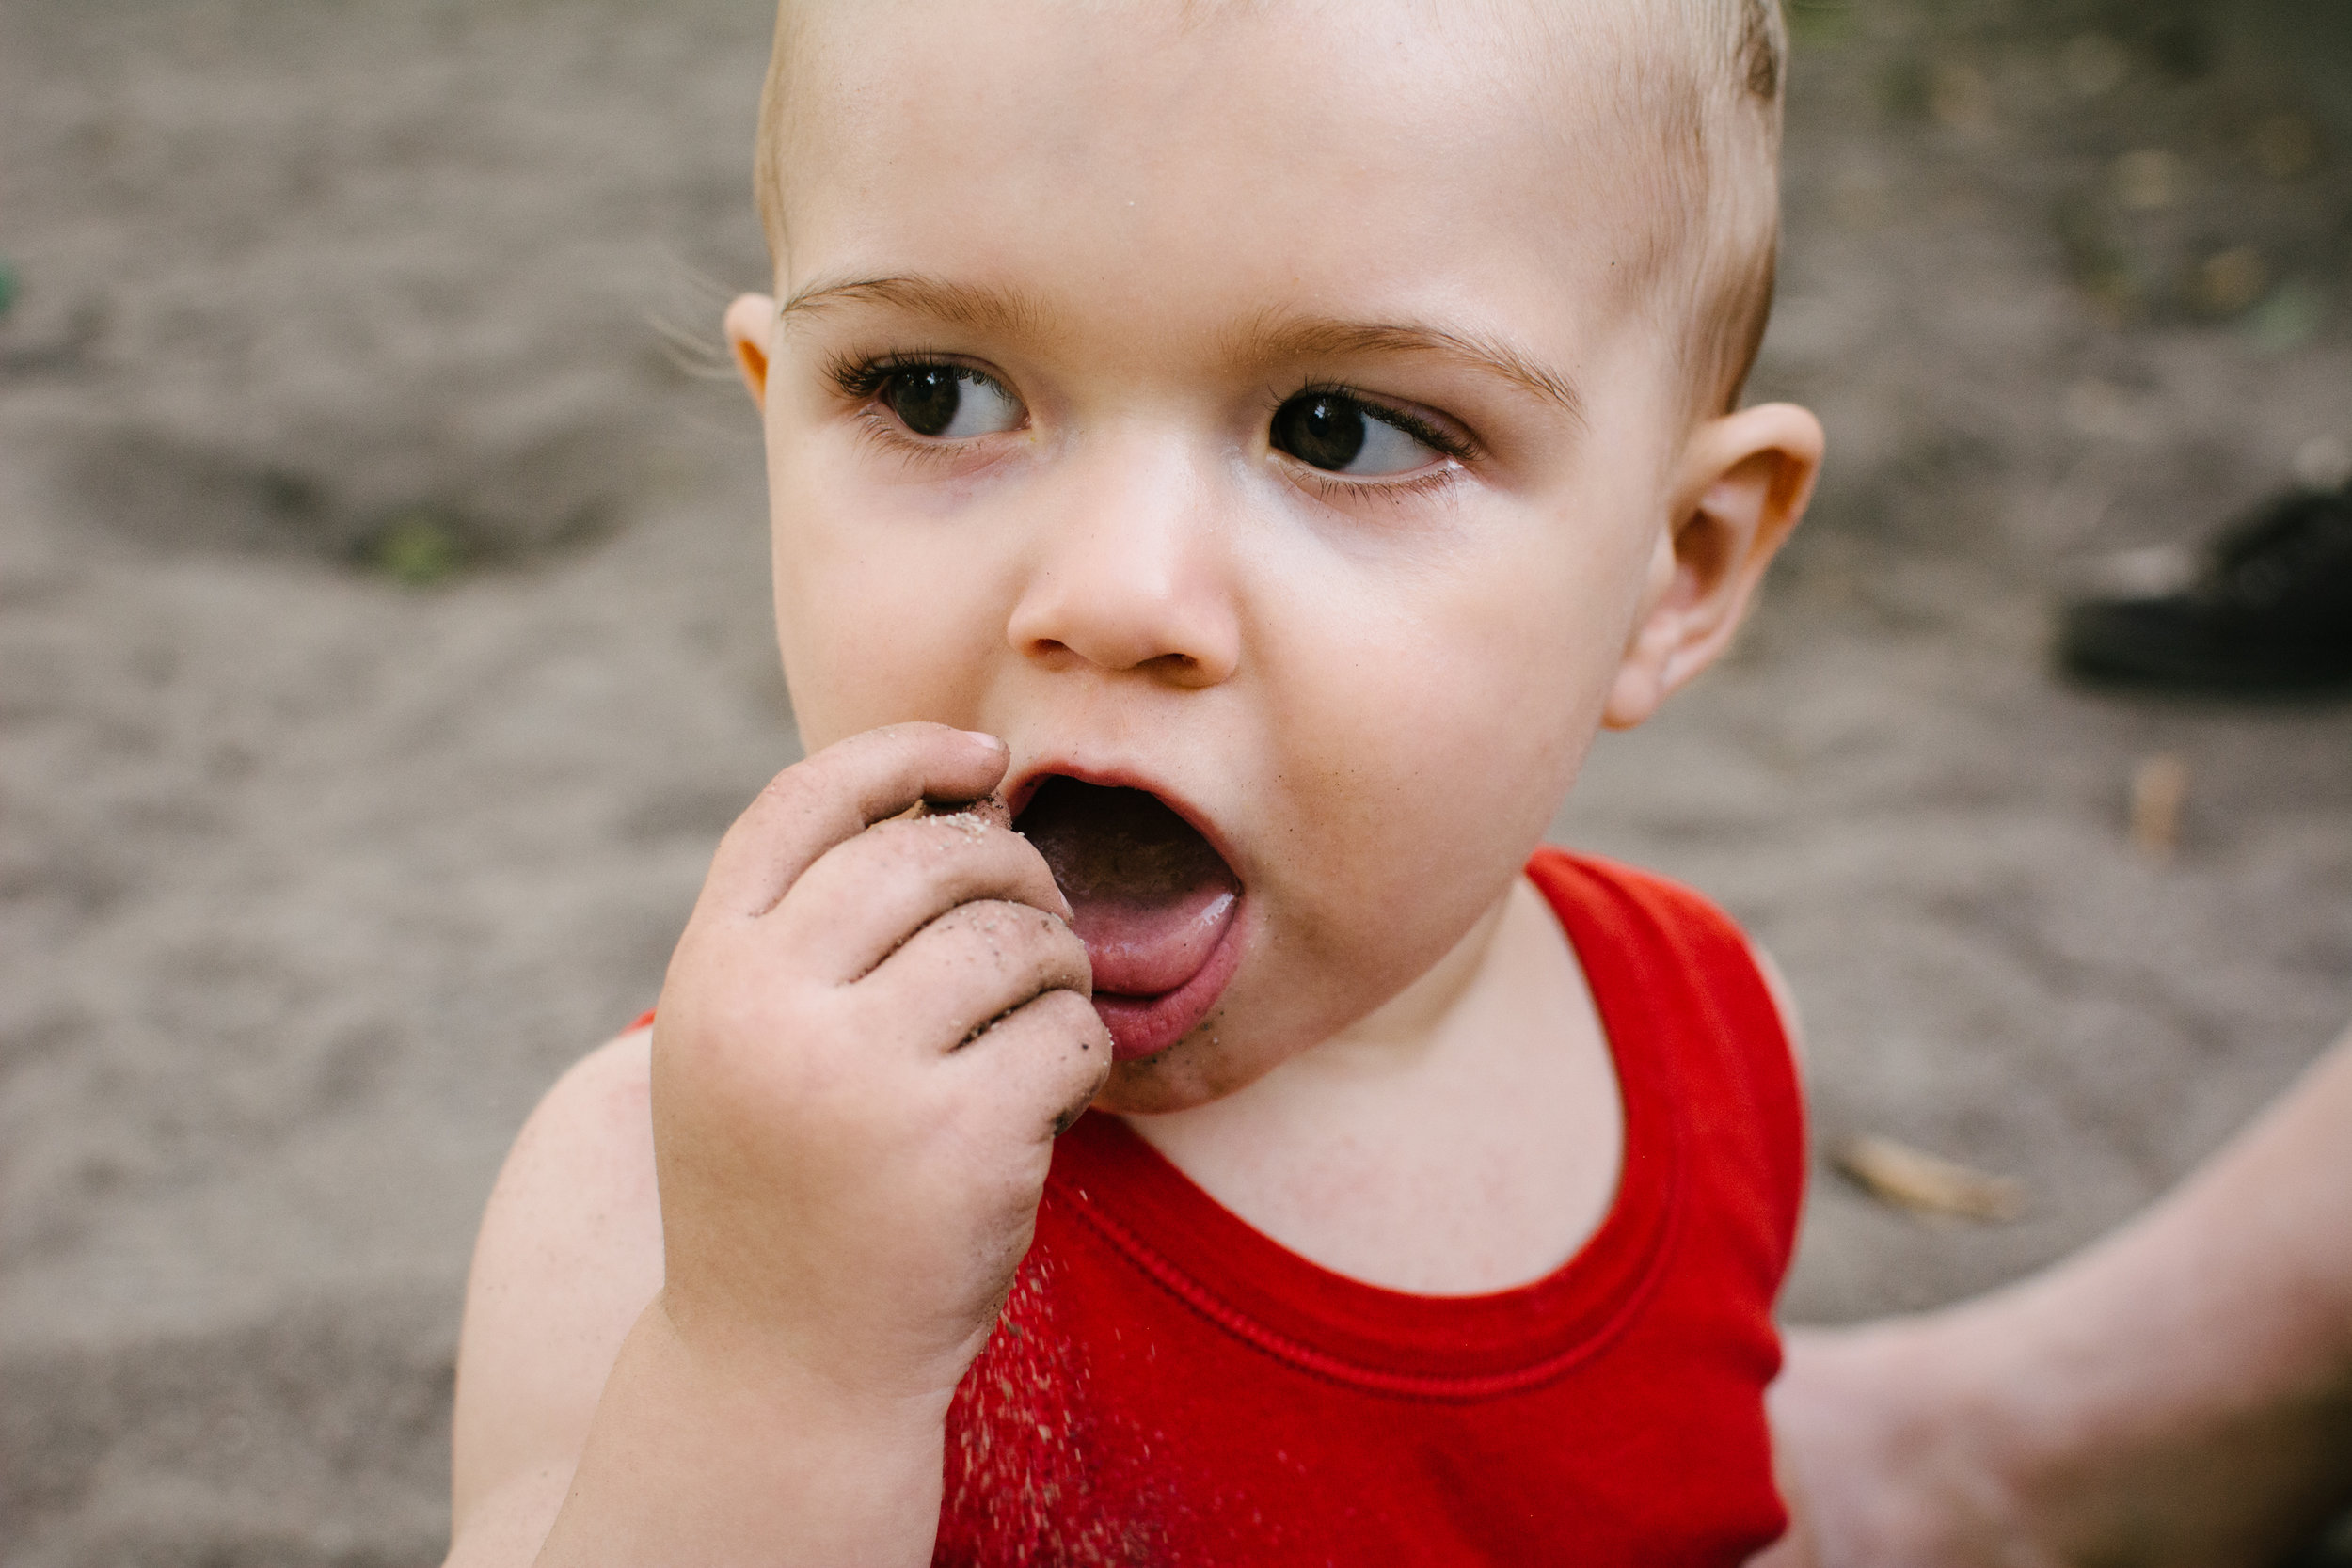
[3,0,2349,1562]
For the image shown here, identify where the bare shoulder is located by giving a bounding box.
[1744,935,1808,1073]
[447,1027,664,1565]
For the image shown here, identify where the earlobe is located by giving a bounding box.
[1601,403,1824,731]
[723,293,777,410]
[1601,532,1680,730]
[1601,658,1667,732]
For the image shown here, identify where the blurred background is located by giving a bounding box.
[2,0,2348,1560]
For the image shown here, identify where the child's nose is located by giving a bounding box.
[1004,437,1241,688]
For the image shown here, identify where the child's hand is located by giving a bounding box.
[648,721,1109,1406]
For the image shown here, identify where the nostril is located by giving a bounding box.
[1151,649,1232,689]
[1005,576,1239,680]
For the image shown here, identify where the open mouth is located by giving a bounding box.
[1015,776,1245,1061]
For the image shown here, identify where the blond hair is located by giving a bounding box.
[755,0,1786,417]
[1661,0,1788,415]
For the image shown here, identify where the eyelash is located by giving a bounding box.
[826,350,980,403]
[1300,466,1467,507]
[823,355,1479,499]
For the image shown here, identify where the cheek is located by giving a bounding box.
[766,463,1010,749]
[1249,519,1640,957]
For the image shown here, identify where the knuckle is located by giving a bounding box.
[863,819,1067,914]
[952,958,1093,1048]
[941,901,1069,980]
[754,754,820,812]
[1002,911,1091,987]
[1033,985,1106,1033]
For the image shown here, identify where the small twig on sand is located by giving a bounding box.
[1836,1134,2026,1223]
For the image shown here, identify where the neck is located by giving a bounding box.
[1289,883,1518,1072]
[1119,874,1623,1293]
[1141,878,1529,1128]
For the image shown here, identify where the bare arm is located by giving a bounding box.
[1764,1022,2352,1568]
[442,1034,957,1568]
[442,725,1109,1567]
[445,1031,665,1567]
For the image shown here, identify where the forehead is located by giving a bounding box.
[770,1,1678,361]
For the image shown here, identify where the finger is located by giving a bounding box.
[936,988,1112,1144]
[700,723,1009,919]
[860,898,1095,1053]
[778,814,1073,985]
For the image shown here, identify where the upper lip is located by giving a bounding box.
[1005,756,1245,881]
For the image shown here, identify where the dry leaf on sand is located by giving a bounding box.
[1836,1134,2026,1222]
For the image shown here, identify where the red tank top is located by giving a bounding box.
[930,849,1806,1566]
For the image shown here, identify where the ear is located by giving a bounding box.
[723,293,778,410]
[1602,402,1823,730]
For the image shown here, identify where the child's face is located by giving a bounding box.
[730,1,1817,1113]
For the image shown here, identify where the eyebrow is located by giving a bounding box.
[779,274,1046,340]
[1232,314,1586,431]
[779,274,1585,428]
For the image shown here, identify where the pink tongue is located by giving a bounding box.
[1018,780,1241,997]
[1067,883,1236,996]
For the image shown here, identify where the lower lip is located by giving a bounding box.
[1089,899,1245,1062]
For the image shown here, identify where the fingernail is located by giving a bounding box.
[960,730,1006,750]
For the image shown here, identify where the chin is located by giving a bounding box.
[1085,990,1324,1117]
[1093,1048,1255,1117]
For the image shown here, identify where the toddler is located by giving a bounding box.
[444,1,1825,1562]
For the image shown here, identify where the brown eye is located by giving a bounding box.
[1270,391,1439,476]
[880,366,1022,439]
[1270,393,1363,470]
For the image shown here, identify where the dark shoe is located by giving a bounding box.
[2060,483,2352,694]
